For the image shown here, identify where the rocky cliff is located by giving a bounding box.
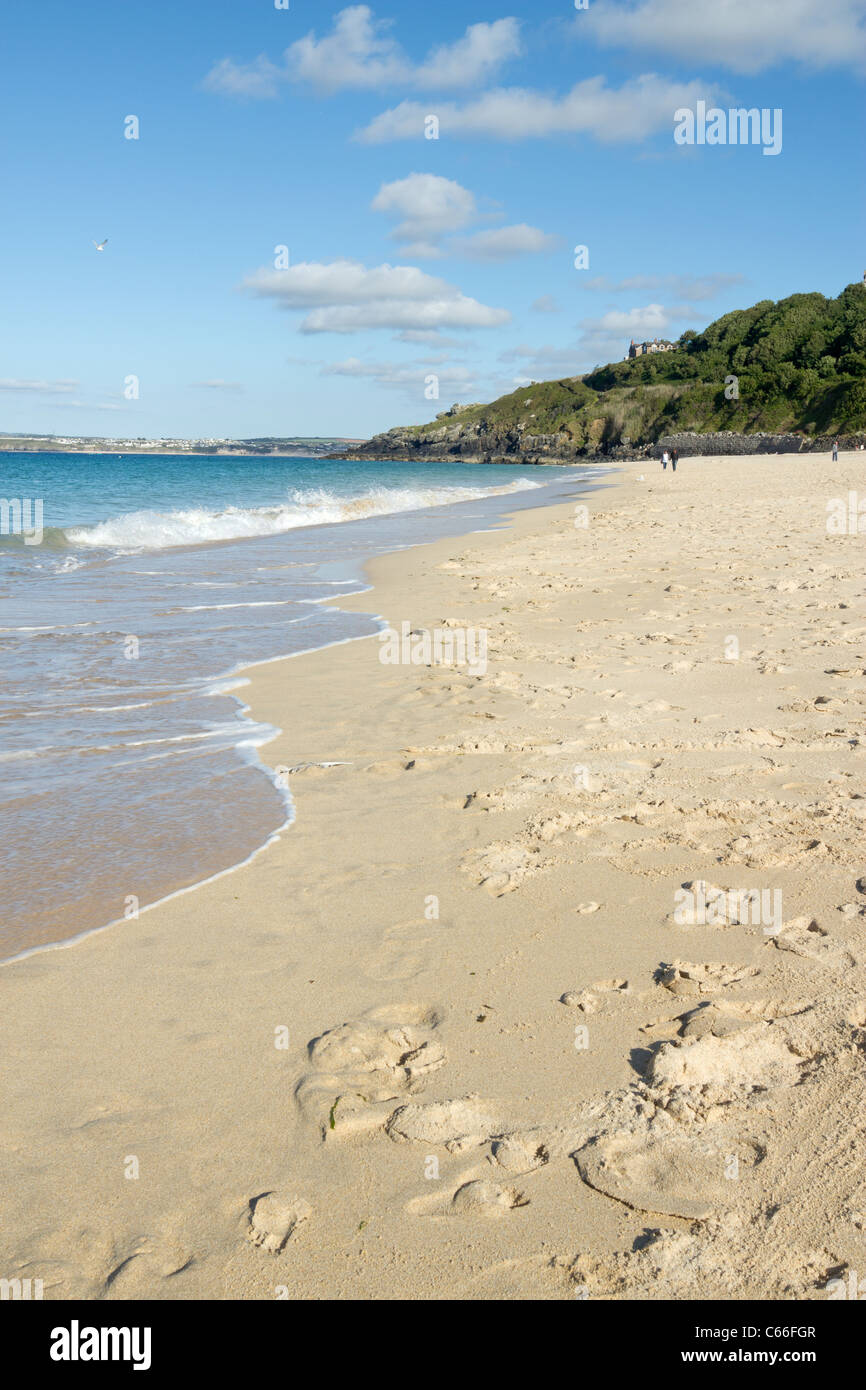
[330,284,866,465]
[333,419,865,466]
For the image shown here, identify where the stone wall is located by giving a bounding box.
[655,431,866,457]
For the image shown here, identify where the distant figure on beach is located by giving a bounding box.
[832,439,839,462]
[671,447,679,472]
[661,449,670,470]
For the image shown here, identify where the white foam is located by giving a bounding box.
[64,478,544,552]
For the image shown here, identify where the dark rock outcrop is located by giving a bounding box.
[331,424,866,466]
[332,420,592,465]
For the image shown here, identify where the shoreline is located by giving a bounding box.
[1,467,591,961]
[0,628,384,971]
[0,472,596,966]
[1,454,864,1301]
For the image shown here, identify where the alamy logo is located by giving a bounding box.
[674,102,782,157]
[378,620,488,676]
[50,1320,152,1371]
[674,881,782,935]
[0,498,43,545]
[0,1276,43,1300]
[825,1269,866,1300]
[826,492,866,534]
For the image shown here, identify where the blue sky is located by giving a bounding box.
[1,0,864,439]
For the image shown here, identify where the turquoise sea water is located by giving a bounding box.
[0,452,607,958]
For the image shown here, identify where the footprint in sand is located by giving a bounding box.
[362,918,442,983]
[451,1180,529,1218]
[466,841,541,896]
[560,979,629,1013]
[770,916,855,967]
[389,1101,543,1217]
[31,1228,195,1299]
[675,997,808,1040]
[644,1022,804,1116]
[247,1193,312,1254]
[386,1095,503,1152]
[813,694,846,713]
[466,811,586,896]
[571,1010,817,1222]
[294,1003,446,1138]
[571,1224,840,1301]
[656,959,760,997]
[490,1132,551,1175]
[406,1176,528,1219]
[574,1131,758,1221]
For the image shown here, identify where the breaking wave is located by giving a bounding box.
[64,478,544,553]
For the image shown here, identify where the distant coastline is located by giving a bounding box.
[0,435,364,457]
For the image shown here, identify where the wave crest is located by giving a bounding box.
[64,478,544,552]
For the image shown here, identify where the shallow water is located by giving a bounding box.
[0,453,609,958]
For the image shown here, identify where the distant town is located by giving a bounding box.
[0,434,364,456]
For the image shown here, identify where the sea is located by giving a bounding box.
[0,452,608,960]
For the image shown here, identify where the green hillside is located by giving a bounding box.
[408,282,866,450]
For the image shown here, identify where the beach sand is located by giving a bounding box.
[1,453,865,1301]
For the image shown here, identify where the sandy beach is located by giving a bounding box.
[2,451,864,1302]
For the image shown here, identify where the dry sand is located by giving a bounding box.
[1,453,865,1301]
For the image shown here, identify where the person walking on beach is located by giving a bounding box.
[832,439,839,462]
[671,447,679,472]
[661,449,670,470]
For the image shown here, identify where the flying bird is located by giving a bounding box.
[93,238,108,251]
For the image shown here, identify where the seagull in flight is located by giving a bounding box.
[93,238,108,251]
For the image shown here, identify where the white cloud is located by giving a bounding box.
[575,302,691,362]
[583,0,866,74]
[499,343,585,377]
[204,8,521,99]
[240,258,510,334]
[0,378,78,393]
[451,224,560,260]
[46,400,126,411]
[321,355,479,397]
[300,301,508,334]
[243,260,446,306]
[413,17,522,89]
[531,295,561,313]
[582,272,745,301]
[396,329,468,346]
[502,301,696,381]
[286,6,408,91]
[497,305,695,383]
[202,55,282,100]
[190,380,244,392]
[372,173,478,247]
[372,174,557,262]
[356,74,720,143]
[584,304,672,336]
